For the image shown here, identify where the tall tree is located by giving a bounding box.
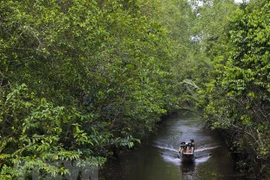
[201,0,270,177]
[0,0,174,178]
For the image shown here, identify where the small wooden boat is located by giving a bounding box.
[178,141,195,161]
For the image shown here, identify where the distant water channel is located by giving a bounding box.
[100,111,241,180]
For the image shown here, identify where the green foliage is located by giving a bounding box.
[7,0,270,178]
[0,84,89,178]
[200,0,270,177]
[138,0,205,110]
[0,0,177,178]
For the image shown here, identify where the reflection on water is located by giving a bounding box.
[101,111,240,180]
[180,161,195,180]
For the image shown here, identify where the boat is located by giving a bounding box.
[178,140,195,161]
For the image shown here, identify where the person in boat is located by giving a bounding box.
[180,140,195,153]
[189,139,195,156]
[178,140,195,156]
[190,139,195,150]
[178,142,186,157]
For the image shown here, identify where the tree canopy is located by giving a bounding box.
[0,0,175,178]
[199,0,270,177]
[1,0,270,178]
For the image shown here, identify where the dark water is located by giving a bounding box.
[101,112,241,180]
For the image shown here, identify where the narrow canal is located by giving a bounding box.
[101,111,241,180]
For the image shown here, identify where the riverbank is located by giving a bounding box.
[216,128,265,179]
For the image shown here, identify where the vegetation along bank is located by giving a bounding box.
[0,0,269,179]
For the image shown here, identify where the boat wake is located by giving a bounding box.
[195,145,219,152]
[153,144,219,165]
[153,144,178,152]
[161,154,181,166]
[195,156,211,163]
[153,144,219,153]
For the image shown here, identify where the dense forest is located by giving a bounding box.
[0,0,269,179]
